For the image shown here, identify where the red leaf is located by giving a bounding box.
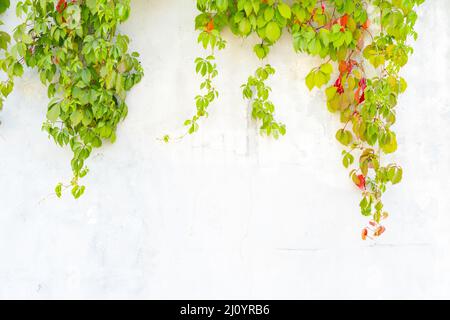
[359,92,365,104]
[339,15,349,28]
[362,228,368,240]
[362,19,371,30]
[356,174,366,191]
[206,20,214,33]
[339,60,347,74]
[56,0,67,13]
[374,226,386,237]
[334,75,344,94]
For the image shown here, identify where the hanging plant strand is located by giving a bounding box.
[0,0,17,111]
[9,0,143,198]
[241,64,286,137]
[188,0,424,238]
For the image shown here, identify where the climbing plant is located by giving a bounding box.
[7,0,143,198]
[186,0,424,238]
[0,0,16,110]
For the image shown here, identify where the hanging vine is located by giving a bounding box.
[7,0,143,198]
[0,0,426,238]
[0,0,17,110]
[188,0,424,238]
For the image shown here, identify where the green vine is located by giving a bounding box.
[0,0,16,110]
[185,54,220,135]
[242,64,286,137]
[0,0,427,239]
[7,0,143,198]
[189,0,424,238]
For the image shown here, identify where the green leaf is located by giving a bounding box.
[278,2,291,19]
[13,62,23,77]
[390,167,403,185]
[0,0,10,14]
[320,63,333,75]
[264,7,275,21]
[336,129,353,146]
[239,18,251,35]
[70,109,83,126]
[86,0,97,11]
[216,0,229,12]
[325,86,337,99]
[253,44,269,59]
[265,21,281,43]
[305,71,315,91]
[343,153,354,168]
[55,183,62,198]
[46,104,60,122]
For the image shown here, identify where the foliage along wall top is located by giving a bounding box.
[0,0,425,240]
[176,0,424,240]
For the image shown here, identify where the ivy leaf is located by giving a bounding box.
[325,86,337,99]
[336,129,353,146]
[254,44,269,60]
[389,167,403,185]
[320,63,333,75]
[13,62,24,77]
[70,109,83,126]
[264,7,274,21]
[305,71,315,91]
[239,18,251,35]
[71,185,86,199]
[0,31,11,50]
[278,2,291,19]
[55,183,63,198]
[216,0,228,12]
[86,0,97,12]
[343,153,354,168]
[0,0,9,14]
[265,22,281,43]
[46,104,60,122]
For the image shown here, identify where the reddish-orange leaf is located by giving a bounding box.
[362,228,368,240]
[339,60,347,74]
[206,20,214,33]
[56,0,67,13]
[374,226,386,237]
[340,15,349,28]
[362,19,371,30]
[356,174,366,190]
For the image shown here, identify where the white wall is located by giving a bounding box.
[0,0,449,299]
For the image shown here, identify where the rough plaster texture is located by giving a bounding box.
[0,0,449,299]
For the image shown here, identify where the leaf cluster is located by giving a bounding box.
[190,0,425,237]
[6,0,143,198]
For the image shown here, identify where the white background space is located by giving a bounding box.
[0,0,449,299]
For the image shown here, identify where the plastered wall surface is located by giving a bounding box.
[0,0,449,299]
